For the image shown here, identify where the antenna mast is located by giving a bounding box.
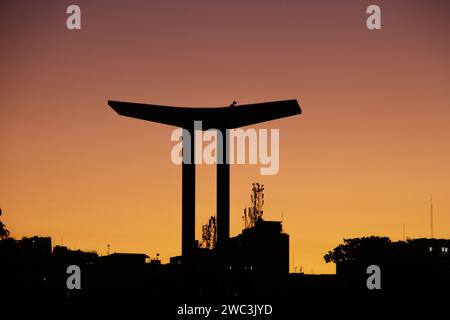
[200,216,217,249]
[430,194,434,238]
[242,183,264,229]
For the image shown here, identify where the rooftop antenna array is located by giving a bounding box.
[200,216,217,249]
[243,183,264,229]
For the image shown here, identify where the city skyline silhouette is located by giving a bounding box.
[1,0,450,276]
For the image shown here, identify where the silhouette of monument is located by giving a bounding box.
[3,99,450,302]
[107,99,301,264]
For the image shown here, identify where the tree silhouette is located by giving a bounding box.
[324,236,391,263]
[0,208,10,240]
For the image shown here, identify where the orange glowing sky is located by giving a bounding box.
[1,0,449,274]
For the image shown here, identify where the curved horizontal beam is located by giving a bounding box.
[108,99,301,129]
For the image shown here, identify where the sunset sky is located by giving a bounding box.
[1,0,449,274]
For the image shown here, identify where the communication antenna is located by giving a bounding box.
[430,194,434,238]
[200,216,217,249]
[292,247,296,273]
[243,183,265,229]
[292,238,297,273]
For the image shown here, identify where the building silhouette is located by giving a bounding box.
[1,230,450,300]
[327,237,450,299]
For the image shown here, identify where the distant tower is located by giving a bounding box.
[430,194,434,238]
[242,183,265,229]
[292,244,296,272]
